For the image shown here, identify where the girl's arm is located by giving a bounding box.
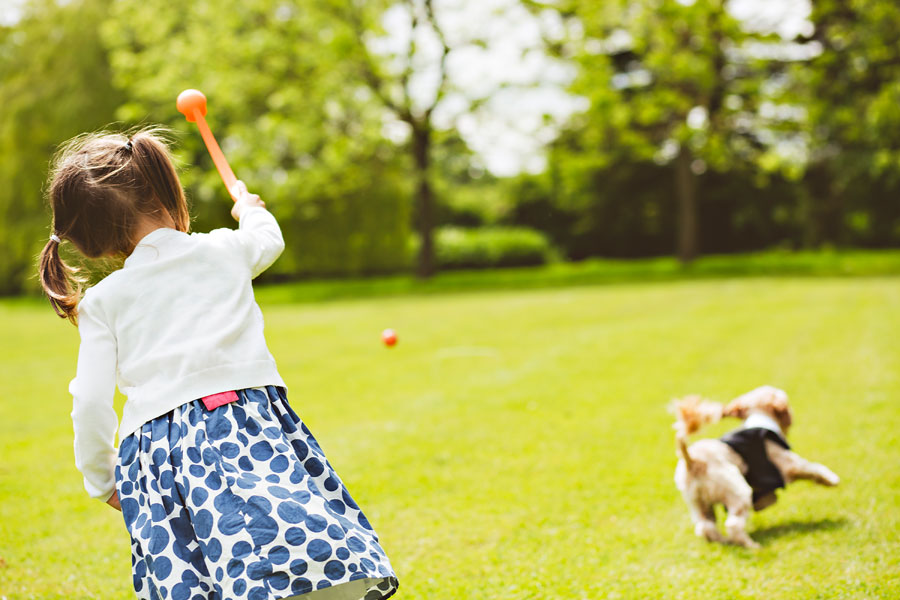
[68,294,119,502]
[229,180,285,278]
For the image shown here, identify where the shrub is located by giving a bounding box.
[412,226,556,270]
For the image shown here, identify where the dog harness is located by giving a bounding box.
[720,416,790,503]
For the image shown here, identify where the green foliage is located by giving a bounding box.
[270,162,411,278]
[4,276,900,598]
[559,0,759,174]
[0,0,124,294]
[789,0,900,246]
[420,226,555,270]
[515,0,900,258]
[508,157,811,260]
[101,0,410,278]
[432,133,510,228]
[3,0,900,294]
[799,0,900,180]
[527,0,787,262]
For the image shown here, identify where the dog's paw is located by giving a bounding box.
[726,531,761,549]
[696,522,724,543]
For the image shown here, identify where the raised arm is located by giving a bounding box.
[230,180,285,278]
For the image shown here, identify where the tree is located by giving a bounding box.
[537,0,780,263]
[0,0,123,294]
[793,0,900,247]
[324,0,552,277]
[103,0,536,279]
[323,0,451,277]
[101,0,412,278]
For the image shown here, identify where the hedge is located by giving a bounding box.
[414,226,556,270]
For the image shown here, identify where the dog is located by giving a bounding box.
[671,386,840,548]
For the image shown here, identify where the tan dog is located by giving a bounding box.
[672,386,840,548]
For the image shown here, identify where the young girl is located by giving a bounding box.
[39,129,399,600]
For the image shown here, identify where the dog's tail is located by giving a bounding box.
[670,395,727,469]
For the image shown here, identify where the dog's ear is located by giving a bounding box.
[762,390,793,433]
[723,398,750,420]
[726,387,793,429]
[772,398,793,433]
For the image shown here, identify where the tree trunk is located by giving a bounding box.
[802,165,845,248]
[797,184,816,249]
[412,124,435,278]
[675,147,699,264]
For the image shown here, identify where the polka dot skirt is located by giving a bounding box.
[115,386,398,600]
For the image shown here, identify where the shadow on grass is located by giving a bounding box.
[751,517,849,543]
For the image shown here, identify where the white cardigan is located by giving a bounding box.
[69,207,287,500]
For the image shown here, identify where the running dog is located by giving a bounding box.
[671,386,840,548]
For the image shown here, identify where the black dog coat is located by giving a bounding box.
[720,427,791,503]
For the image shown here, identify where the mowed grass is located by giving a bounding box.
[2,276,899,598]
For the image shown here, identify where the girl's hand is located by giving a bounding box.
[230,180,266,221]
[106,490,122,511]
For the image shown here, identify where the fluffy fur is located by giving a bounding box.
[671,386,840,548]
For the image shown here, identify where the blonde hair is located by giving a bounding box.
[39,127,191,324]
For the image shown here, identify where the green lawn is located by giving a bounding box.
[2,275,899,598]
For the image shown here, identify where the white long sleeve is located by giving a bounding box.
[68,206,286,500]
[236,206,286,277]
[69,299,119,500]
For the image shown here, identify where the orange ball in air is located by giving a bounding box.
[382,329,398,347]
[176,89,207,123]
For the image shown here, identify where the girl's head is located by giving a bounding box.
[39,128,191,323]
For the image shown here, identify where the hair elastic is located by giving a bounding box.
[124,140,133,151]
[50,234,61,244]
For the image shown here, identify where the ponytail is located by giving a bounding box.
[129,132,191,233]
[38,234,82,324]
[41,126,190,325]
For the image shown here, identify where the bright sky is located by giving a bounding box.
[370,0,588,176]
[0,0,24,25]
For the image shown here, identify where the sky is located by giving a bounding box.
[0,0,27,26]
[370,0,588,176]
[2,0,814,176]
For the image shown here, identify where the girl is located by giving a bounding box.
[39,129,399,600]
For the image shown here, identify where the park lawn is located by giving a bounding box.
[1,275,899,599]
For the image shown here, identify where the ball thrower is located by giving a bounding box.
[176,89,238,200]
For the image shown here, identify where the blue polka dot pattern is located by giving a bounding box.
[115,386,398,600]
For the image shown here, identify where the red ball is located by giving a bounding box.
[381,329,397,347]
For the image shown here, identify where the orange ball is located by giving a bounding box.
[176,89,207,122]
[381,329,398,347]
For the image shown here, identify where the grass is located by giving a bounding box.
[2,268,900,598]
[254,248,900,304]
